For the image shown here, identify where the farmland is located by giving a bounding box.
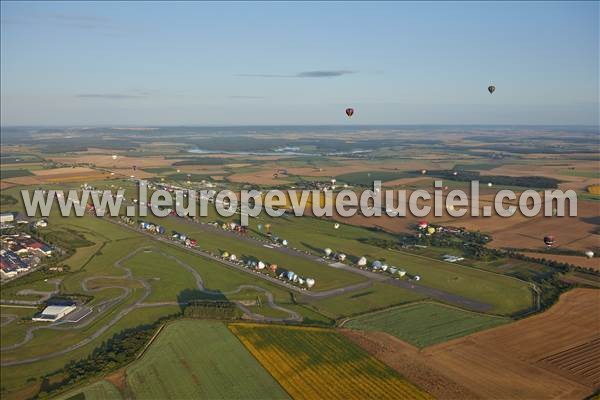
[347,289,599,400]
[229,323,432,400]
[1,125,598,399]
[344,302,509,348]
[126,320,289,399]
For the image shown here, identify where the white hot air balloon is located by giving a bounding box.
[257,261,266,270]
[398,270,407,277]
[324,248,332,257]
[112,154,118,160]
[357,257,367,266]
[488,182,493,187]
[338,254,347,262]
[305,278,315,288]
[229,254,237,261]
[334,223,340,230]
[585,251,594,259]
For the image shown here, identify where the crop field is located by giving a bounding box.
[229,323,432,400]
[125,320,289,399]
[344,302,509,348]
[416,289,600,399]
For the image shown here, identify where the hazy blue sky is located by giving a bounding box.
[1,1,598,125]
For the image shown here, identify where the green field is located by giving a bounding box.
[141,167,175,174]
[345,302,510,348]
[126,320,289,399]
[0,169,34,179]
[558,169,599,178]
[59,380,122,400]
[307,282,427,319]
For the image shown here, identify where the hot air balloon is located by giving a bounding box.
[112,154,118,160]
[544,235,556,248]
[357,256,367,266]
[427,226,436,235]
[488,182,493,187]
[585,251,594,259]
[334,223,340,230]
[257,261,266,270]
[345,108,354,118]
[453,171,458,176]
[324,248,332,257]
[264,224,271,234]
[337,254,347,262]
[421,169,427,175]
[257,224,263,231]
[488,84,496,94]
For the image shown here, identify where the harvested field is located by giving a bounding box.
[342,329,480,400]
[522,252,600,271]
[348,289,599,400]
[4,167,111,185]
[48,154,181,169]
[229,323,432,400]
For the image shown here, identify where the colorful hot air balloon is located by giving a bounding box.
[544,235,556,248]
[345,108,354,118]
[488,85,496,94]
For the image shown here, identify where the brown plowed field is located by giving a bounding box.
[346,289,599,400]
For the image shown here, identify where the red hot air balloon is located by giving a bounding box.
[345,108,354,118]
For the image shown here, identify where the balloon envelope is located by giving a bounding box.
[345,108,354,118]
[488,85,496,94]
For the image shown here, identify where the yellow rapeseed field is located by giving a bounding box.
[229,323,432,400]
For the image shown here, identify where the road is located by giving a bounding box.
[1,246,301,366]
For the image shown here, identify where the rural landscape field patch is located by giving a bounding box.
[229,323,432,400]
[125,320,289,399]
[344,302,510,348]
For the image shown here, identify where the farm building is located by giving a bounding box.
[32,304,77,322]
[0,212,15,228]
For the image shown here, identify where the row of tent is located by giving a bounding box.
[220,251,315,289]
[324,247,420,281]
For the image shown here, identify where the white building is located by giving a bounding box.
[32,305,76,322]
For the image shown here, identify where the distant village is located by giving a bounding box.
[0,211,53,279]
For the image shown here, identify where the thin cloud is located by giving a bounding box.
[76,93,149,99]
[238,70,355,78]
[228,95,265,99]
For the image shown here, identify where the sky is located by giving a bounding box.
[1,1,598,126]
